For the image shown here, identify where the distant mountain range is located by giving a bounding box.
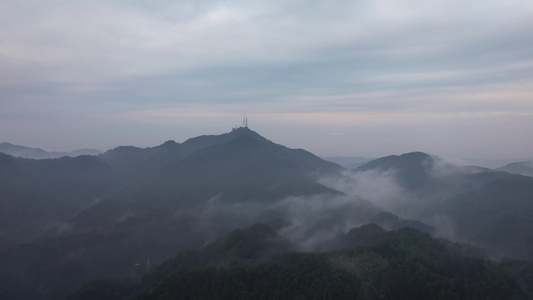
[0,142,102,159]
[497,161,533,177]
[1,127,533,299]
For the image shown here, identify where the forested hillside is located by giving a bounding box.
[1,128,533,299]
[68,223,531,300]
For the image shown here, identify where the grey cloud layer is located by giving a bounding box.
[1,0,532,158]
[3,1,531,87]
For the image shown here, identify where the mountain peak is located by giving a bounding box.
[160,140,180,149]
[357,151,433,173]
[399,151,431,160]
[228,126,269,142]
[356,151,435,189]
[229,126,259,135]
[181,127,271,152]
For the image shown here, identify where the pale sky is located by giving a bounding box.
[1,0,532,159]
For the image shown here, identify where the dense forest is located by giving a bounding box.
[68,223,533,300]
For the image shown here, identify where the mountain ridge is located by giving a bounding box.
[0,142,102,159]
[498,161,533,177]
[0,128,352,300]
[1,129,533,299]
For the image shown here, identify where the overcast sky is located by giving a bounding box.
[1,0,532,160]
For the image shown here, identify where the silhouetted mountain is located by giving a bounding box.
[0,142,101,159]
[498,161,533,177]
[0,127,350,300]
[2,133,533,299]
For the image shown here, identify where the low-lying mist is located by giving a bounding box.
[196,193,380,251]
[195,161,464,252]
[316,159,471,244]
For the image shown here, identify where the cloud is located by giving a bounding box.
[319,170,412,214]
[2,0,532,87]
[1,0,533,158]
[195,192,380,251]
[274,194,379,250]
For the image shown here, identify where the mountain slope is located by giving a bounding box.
[2,133,533,299]
[0,153,118,251]
[0,127,349,300]
[354,152,533,260]
[68,223,529,300]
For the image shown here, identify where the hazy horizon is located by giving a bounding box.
[2,129,532,169]
[1,1,532,160]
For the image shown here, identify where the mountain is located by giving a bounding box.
[353,152,533,260]
[498,161,533,177]
[354,152,490,190]
[356,152,438,189]
[0,127,357,300]
[0,142,102,159]
[2,129,533,299]
[67,223,530,300]
[0,153,116,251]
